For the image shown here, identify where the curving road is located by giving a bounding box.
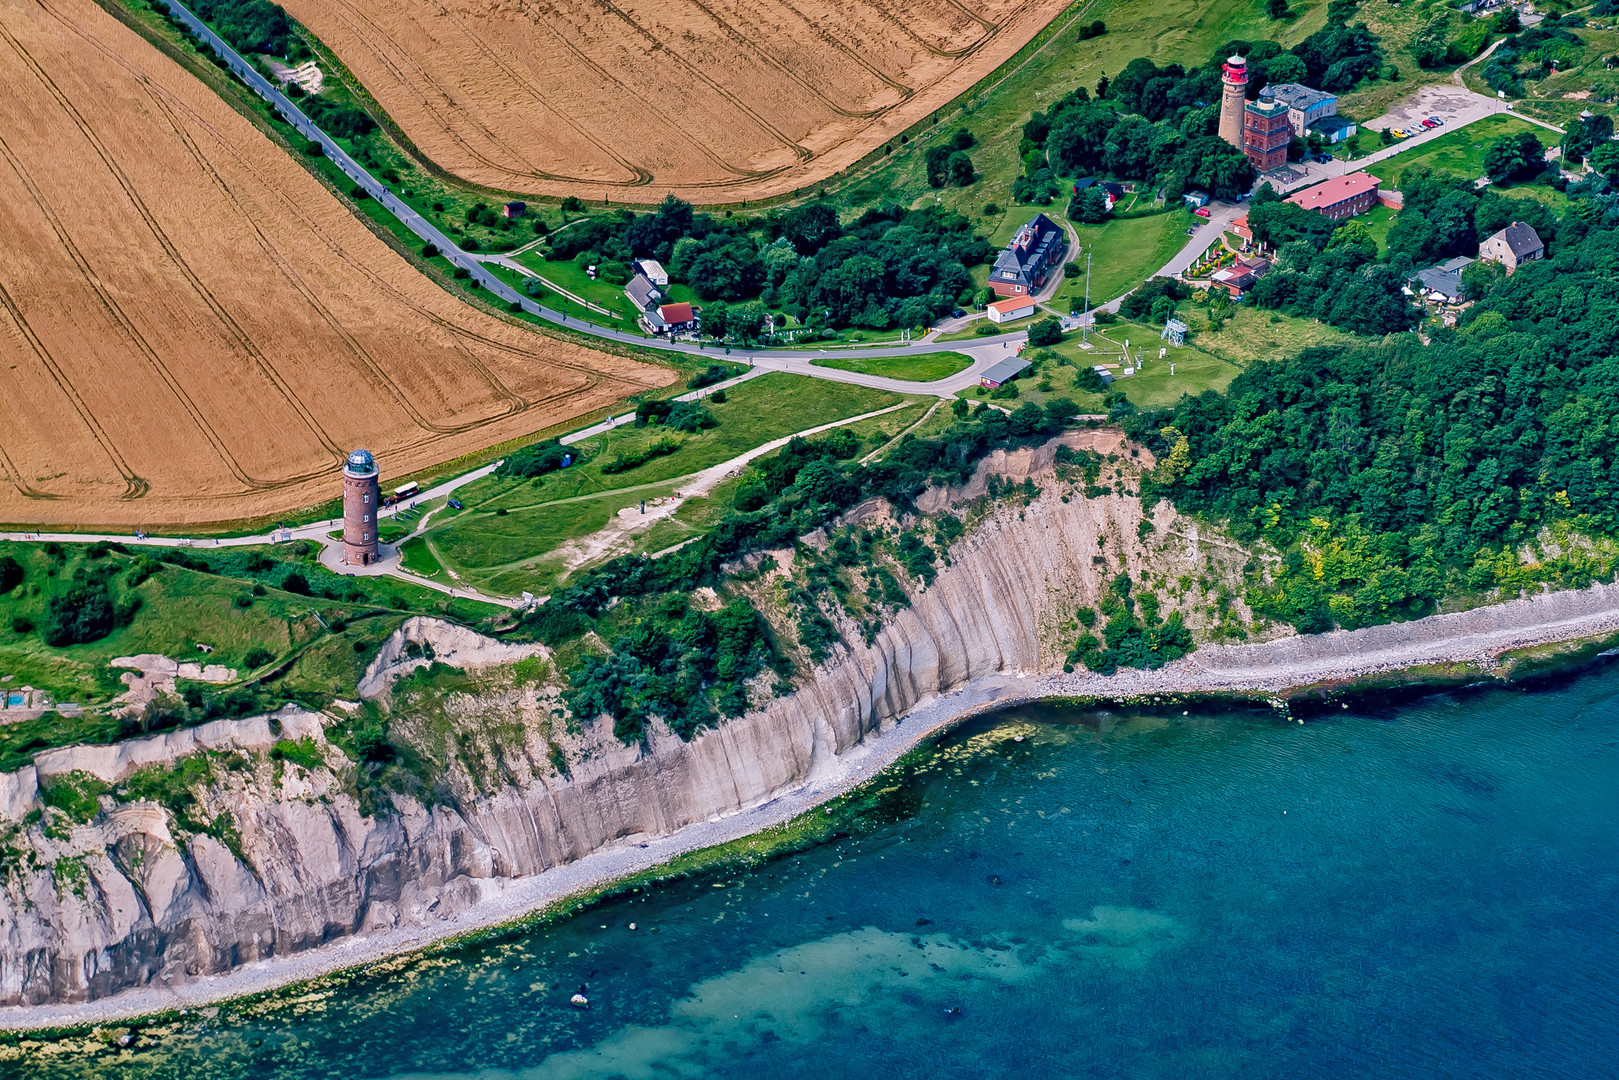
[156,0,1046,396]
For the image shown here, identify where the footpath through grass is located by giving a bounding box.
[418,373,914,596]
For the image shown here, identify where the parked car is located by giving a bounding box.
[1194,207,1211,218]
[951,308,967,318]
[447,498,463,510]
[1429,116,1444,126]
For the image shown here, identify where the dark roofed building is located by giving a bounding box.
[624,273,662,312]
[1309,114,1357,144]
[503,201,527,218]
[1479,222,1544,272]
[989,213,1067,297]
[1208,257,1272,298]
[979,356,1031,389]
[1407,256,1474,303]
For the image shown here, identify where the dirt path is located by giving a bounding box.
[461,400,919,582]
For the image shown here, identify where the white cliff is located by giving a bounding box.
[5,438,1611,1015]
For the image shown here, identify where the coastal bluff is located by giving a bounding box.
[2,457,1616,1013]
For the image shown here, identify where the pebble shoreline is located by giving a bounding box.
[5,582,1618,1033]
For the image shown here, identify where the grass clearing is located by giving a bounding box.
[0,539,502,766]
[1178,305,1358,369]
[1486,25,1619,128]
[1383,113,1545,185]
[809,352,972,382]
[1359,202,1398,254]
[419,374,914,593]
[1034,321,1242,410]
[1065,213,1196,309]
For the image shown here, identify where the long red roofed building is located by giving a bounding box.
[1286,172,1380,220]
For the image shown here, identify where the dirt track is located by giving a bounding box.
[0,0,670,528]
[278,0,1073,200]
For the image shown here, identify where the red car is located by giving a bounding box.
[1194,207,1211,218]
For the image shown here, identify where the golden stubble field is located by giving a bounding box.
[279,0,1074,200]
[0,0,671,529]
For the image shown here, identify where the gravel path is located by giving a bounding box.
[6,580,1617,1032]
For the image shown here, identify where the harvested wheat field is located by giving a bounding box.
[279,0,1073,200]
[0,0,670,529]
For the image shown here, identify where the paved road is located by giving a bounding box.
[1155,201,1248,278]
[158,0,1050,385]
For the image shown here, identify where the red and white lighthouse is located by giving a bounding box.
[1219,55,1249,149]
[341,449,380,566]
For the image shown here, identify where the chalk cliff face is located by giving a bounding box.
[0,441,1251,1007]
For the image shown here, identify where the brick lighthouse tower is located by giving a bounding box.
[1219,55,1249,148]
[341,449,380,566]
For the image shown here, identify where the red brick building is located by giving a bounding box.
[1286,172,1380,220]
[1242,95,1291,173]
[341,449,380,566]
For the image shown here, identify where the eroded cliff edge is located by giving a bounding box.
[3,437,1616,1014]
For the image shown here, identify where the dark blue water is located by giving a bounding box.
[16,666,1619,1079]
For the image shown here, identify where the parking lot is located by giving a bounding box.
[1366,83,1487,137]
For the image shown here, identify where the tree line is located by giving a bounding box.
[545,196,990,333]
[1123,202,1619,632]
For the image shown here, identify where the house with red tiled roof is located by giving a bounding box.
[1286,172,1380,220]
[640,301,699,336]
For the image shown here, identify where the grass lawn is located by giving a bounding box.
[1065,213,1194,309]
[398,536,445,578]
[1037,321,1242,410]
[810,352,972,381]
[1381,113,1545,186]
[449,487,668,598]
[1359,202,1398,255]
[418,373,914,592]
[510,252,638,323]
[621,403,928,561]
[1179,305,1357,368]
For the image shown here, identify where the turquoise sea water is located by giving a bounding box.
[16,665,1619,1079]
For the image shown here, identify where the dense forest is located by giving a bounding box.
[1012,0,1385,208]
[188,0,295,56]
[1126,202,1619,632]
[546,197,989,332]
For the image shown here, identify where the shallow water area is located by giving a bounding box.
[15,665,1619,1079]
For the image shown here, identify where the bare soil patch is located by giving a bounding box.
[0,0,671,528]
[278,0,1074,200]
